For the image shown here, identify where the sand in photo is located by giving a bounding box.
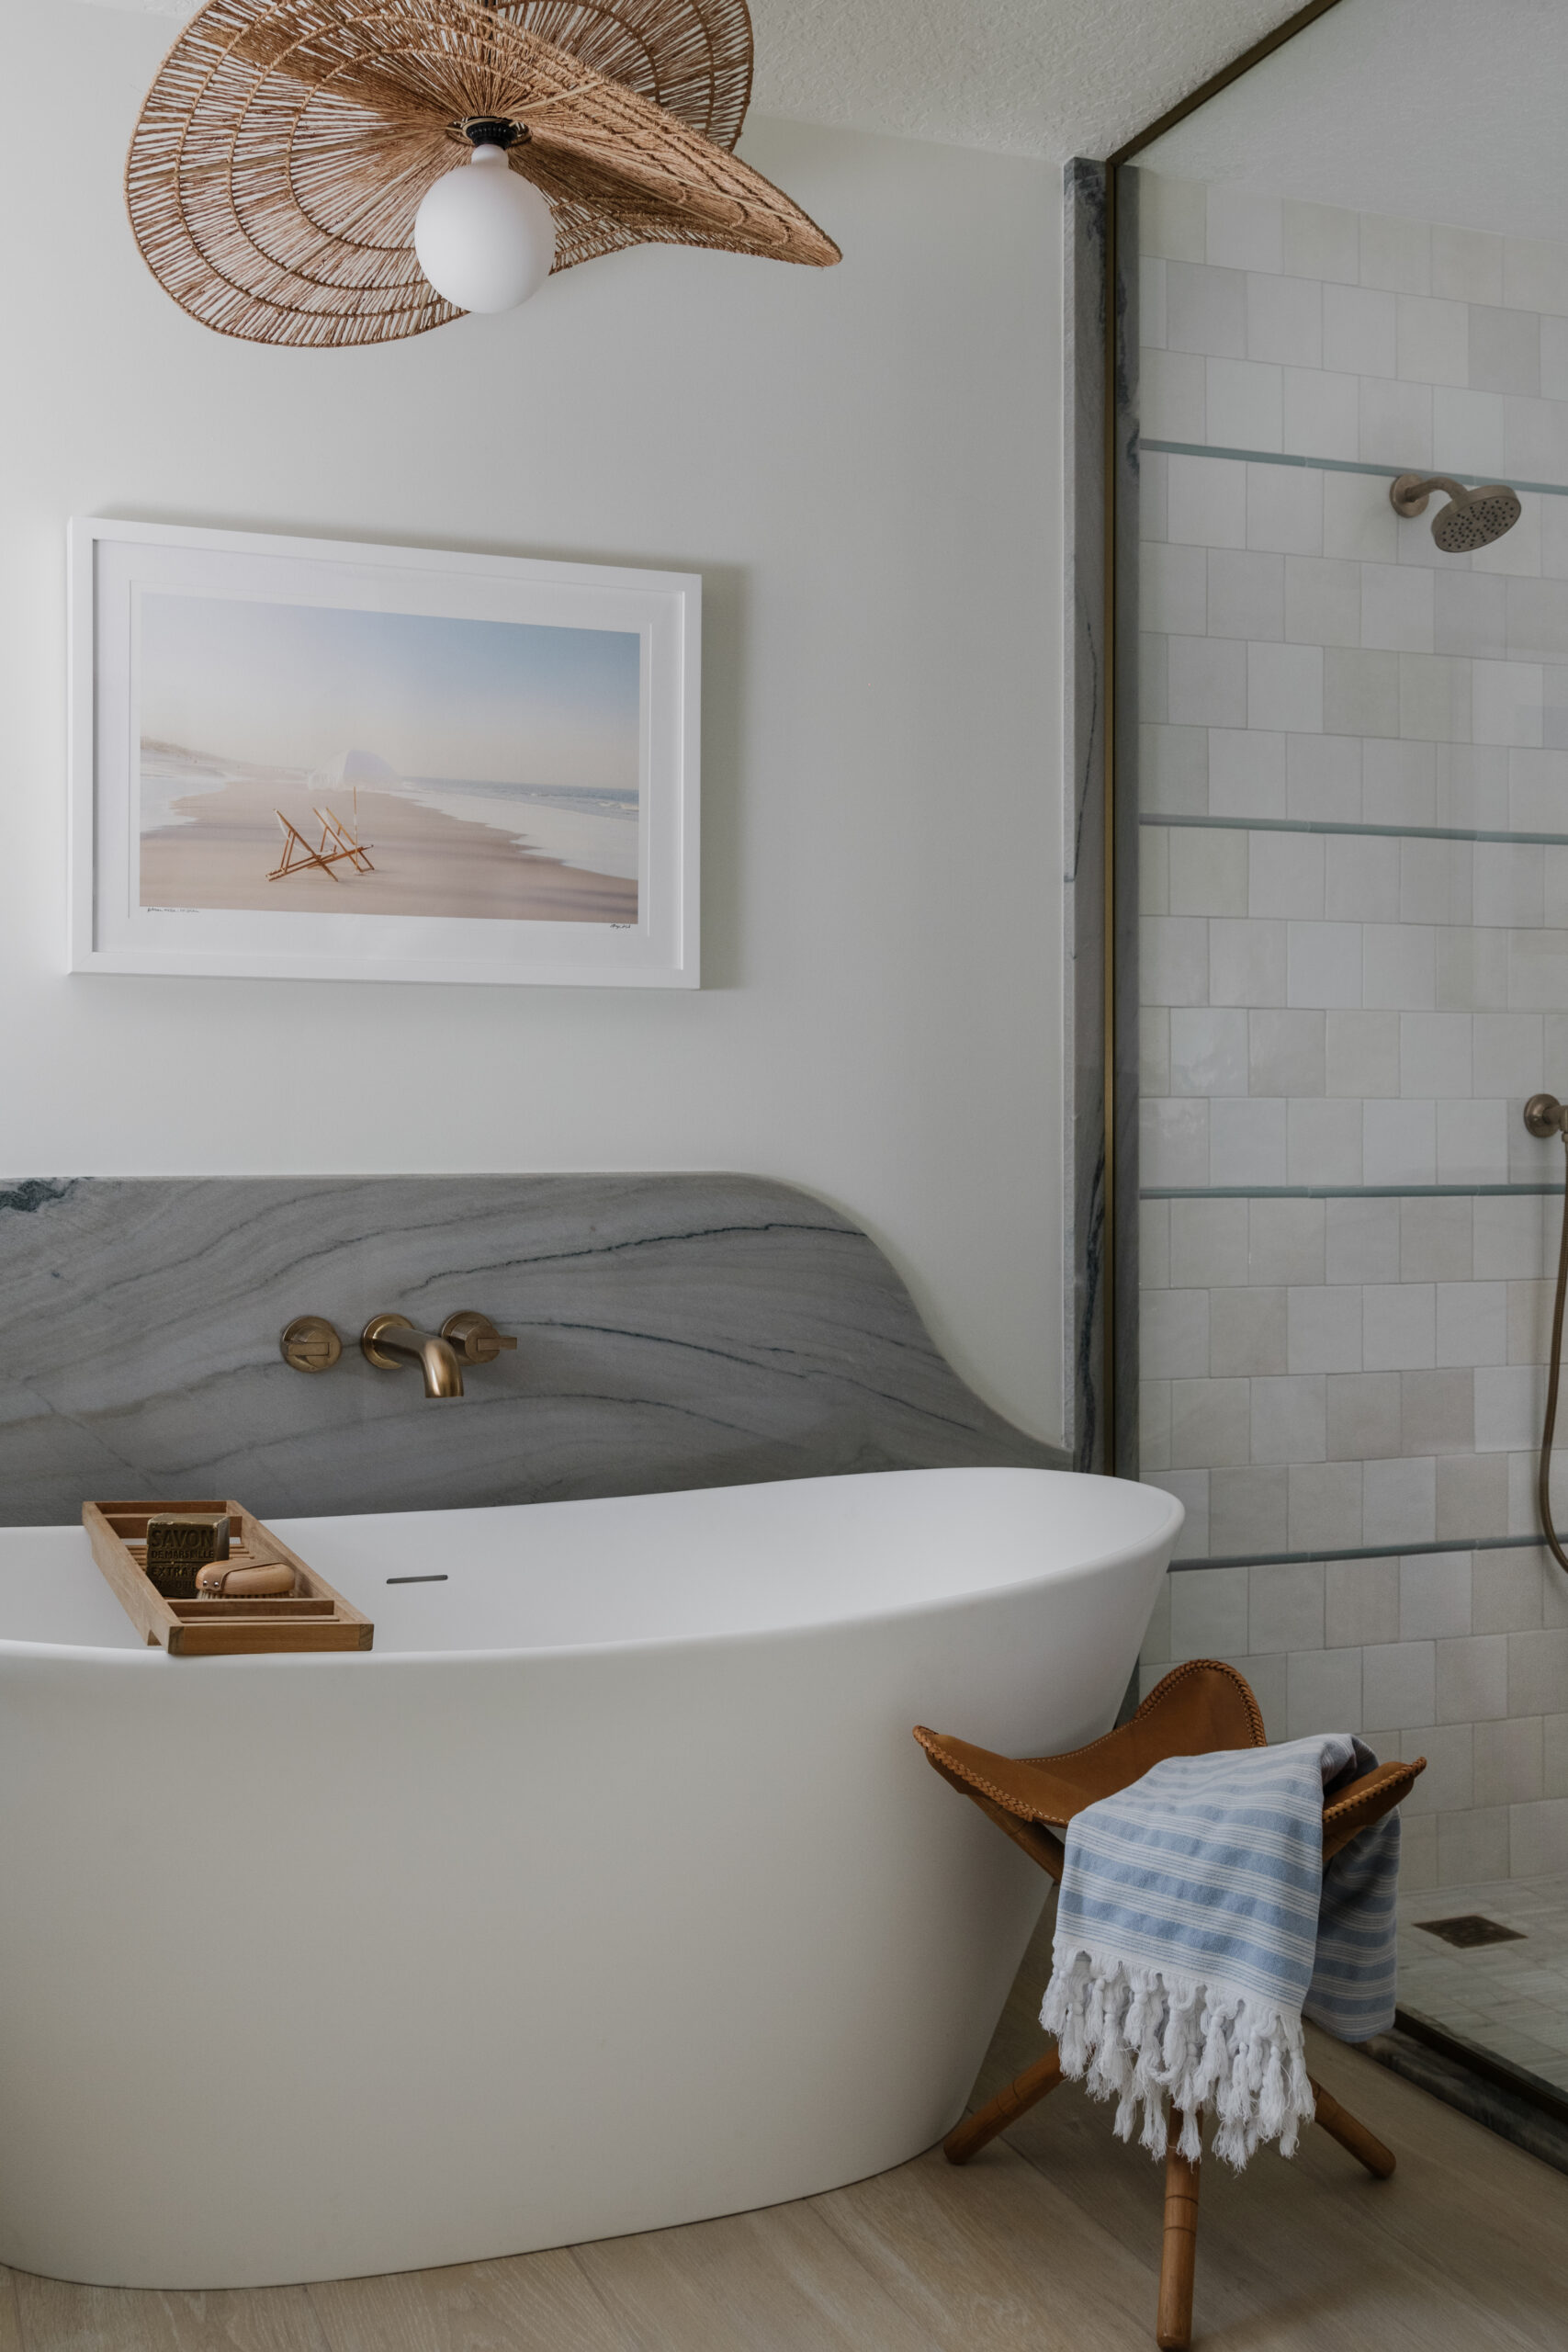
[140,777,637,923]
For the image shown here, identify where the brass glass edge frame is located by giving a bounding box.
[1096,0,1354,1471]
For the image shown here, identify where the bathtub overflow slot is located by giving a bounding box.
[387,1573,449,1584]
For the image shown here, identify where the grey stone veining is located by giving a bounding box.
[1064,156,1109,1473]
[1063,157,1140,1480]
[0,1174,1063,1525]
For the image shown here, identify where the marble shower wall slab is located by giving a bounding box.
[0,1174,1062,1526]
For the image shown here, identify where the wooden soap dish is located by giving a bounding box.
[84,1499,374,1656]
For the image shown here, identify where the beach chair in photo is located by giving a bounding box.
[267,805,375,883]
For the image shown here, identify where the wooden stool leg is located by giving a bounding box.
[1156,2112,1200,2352]
[942,2048,1064,2165]
[1308,2075,1395,2178]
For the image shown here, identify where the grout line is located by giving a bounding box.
[1143,813,1568,848]
[1141,437,1568,497]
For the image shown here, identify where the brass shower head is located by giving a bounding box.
[1390,473,1522,552]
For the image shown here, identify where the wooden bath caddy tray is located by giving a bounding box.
[84,1500,374,1656]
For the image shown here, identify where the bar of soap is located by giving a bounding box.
[144,1512,231,1600]
[195,1560,297,1599]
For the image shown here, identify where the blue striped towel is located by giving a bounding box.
[1039,1734,1400,2169]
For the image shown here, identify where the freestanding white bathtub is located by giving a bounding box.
[0,1465,1180,2289]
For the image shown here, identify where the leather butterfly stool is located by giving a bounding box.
[914,1660,1426,2352]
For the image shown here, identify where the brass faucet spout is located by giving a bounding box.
[361,1315,465,1397]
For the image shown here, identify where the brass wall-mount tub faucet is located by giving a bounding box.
[280,1311,516,1397]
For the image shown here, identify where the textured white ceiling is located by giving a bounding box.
[73,0,1319,161]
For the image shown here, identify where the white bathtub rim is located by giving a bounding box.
[0,1472,1182,1671]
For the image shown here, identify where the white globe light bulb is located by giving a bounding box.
[413,143,556,314]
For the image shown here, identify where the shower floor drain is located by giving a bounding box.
[1415,1913,1527,1949]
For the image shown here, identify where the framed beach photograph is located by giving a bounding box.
[68,518,699,986]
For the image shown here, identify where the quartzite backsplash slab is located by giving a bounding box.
[0,1174,1061,1524]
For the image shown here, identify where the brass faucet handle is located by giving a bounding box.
[441,1310,519,1365]
[280,1315,344,1373]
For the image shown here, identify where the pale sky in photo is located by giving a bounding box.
[138,593,642,790]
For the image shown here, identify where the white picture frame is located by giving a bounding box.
[68,517,700,988]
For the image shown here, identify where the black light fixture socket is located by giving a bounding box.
[461,117,528,148]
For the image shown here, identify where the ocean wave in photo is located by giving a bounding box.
[395,777,639,883]
[140,740,306,832]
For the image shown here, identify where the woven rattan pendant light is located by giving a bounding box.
[126,0,840,346]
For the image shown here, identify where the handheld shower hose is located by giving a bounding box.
[1525,1092,1568,1572]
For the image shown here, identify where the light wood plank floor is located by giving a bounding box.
[7,1903,1566,2351]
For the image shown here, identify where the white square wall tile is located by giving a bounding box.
[1210,1098,1287,1186]
[1435,1633,1508,1723]
[1287,1285,1362,1374]
[1363,1100,1437,1187]
[1168,455,1247,548]
[1396,295,1470,387]
[1141,543,1208,636]
[1249,831,1323,919]
[1210,919,1287,1007]
[1207,358,1283,451]
[1286,1461,1361,1553]
[1282,200,1359,286]
[1249,1562,1325,1655]
[1142,1289,1211,1381]
[1399,1553,1473,1641]
[1170,1566,1249,1659]
[1140,914,1208,1005]
[1288,1647,1363,1739]
[1170,1008,1248,1096]
[1139,174,1206,264]
[1282,368,1360,462]
[1360,565,1435,655]
[1363,1283,1436,1372]
[1141,1098,1211,1189]
[1286,1099,1362,1186]
[1437,1099,1507,1184]
[1362,924,1437,1011]
[1362,1455,1437,1549]
[1208,730,1288,821]
[1247,465,1323,556]
[1168,638,1248,729]
[1399,1012,1471,1099]
[1250,1375,1327,1464]
[1360,377,1433,469]
[1474,1363,1543,1453]
[1323,472,1399,563]
[1363,1640,1437,1733]
[1142,348,1207,443]
[1432,224,1503,306]
[1360,214,1430,296]
[1206,187,1282,275]
[1287,922,1362,1010]
[1435,1282,1507,1369]
[1165,261,1247,357]
[1169,1379,1251,1469]
[1246,274,1322,368]
[1247,641,1323,732]
[1323,284,1395,378]
[1208,549,1285,640]
[1433,388,1506,479]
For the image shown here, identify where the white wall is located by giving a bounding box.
[0,1,1063,1442]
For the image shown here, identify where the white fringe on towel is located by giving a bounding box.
[1041,1940,1316,2169]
